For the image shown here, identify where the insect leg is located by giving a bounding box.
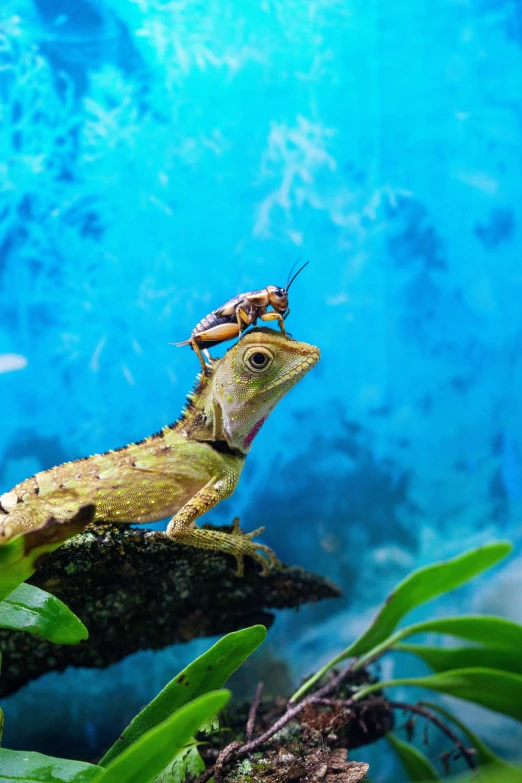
[193,322,242,346]
[189,337,210,374]
[259,312,289,337]
[235,306,255,340]
[237,307,252,326]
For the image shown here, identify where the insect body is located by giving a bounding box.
[177,261,309,373]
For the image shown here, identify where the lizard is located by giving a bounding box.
[0,328,319,575]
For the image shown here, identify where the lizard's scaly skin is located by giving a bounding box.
[0,329,319,574]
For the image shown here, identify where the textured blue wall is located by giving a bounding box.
[1,0,522,773]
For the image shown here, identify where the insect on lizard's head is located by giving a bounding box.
[212,327,320,454]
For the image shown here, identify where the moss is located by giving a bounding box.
[221,744,370,782]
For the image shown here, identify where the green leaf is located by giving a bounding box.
[451,766,522,783]
[0,505,95,601]
[396,643,522,675]
[291,542,512,702]
[94,690,230,783]
[386,733,440,780]
[0,583,88,643]
[0,748,98,782]
[100,625,265,765]
[421,700,522,774]
[347,543,511,658]
[154,743,205,783]
[354,668,522,721]
[354,614,522,678]
[394,615,522,652]
[349,614,522,685]
[467,767,522,783]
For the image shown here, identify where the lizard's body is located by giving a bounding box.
[0,329,319,574]
[3,433,238,527]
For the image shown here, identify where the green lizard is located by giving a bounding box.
[0,328,319,575]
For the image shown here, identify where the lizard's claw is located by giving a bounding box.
[229,517,279,577]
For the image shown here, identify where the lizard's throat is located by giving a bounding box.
[214,395,270,454]
[242,416,268,451]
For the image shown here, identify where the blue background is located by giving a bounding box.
[1,0,522,776]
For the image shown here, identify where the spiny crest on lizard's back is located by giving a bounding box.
[11,362,216,488]
[133,361,215,447]
[174,359,216,422]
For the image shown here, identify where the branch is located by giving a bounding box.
[245,682,263,742]
[387,700,477,770]
[0,523,341,696]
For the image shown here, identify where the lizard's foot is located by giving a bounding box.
[166,516,280,577]
[228,517,280,577]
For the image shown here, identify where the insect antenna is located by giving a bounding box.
[285,258,300,289]
[285,260,310,292]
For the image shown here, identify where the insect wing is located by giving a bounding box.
[213,297,242,318]
[213,291,261,318]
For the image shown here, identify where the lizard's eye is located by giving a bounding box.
[251,352,268,367]
[244,348,273,372]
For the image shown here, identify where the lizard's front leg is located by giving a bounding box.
[165,474,279,576]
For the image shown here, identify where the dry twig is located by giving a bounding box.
[387,700,477,770]
[195,665,356,783]
[245,682,264,743]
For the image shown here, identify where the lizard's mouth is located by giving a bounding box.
[263,347,320,393]
[240,348,319,452]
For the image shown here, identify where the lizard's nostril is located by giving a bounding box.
[301,346,320,358]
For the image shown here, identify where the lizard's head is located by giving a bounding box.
[210,328,320,454]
